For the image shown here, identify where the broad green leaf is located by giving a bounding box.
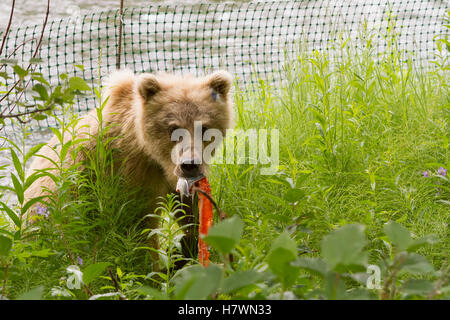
[0,71,10,80]
[83,262,111,285]
[266,232,299,288]
[29,58,43,64]
[263,213,291,224]
[291,257,328,277]
[69,76,91,91]
[204,215,243,254]
[17,286,44,300]
[400,253,434,274]
[384,221,412,251]
[174,264,222,300]
[321,224,368,272]
[221,270,262,294]
[0,235,12,256]
[323,272,346,300]
[31,114,48,121]
[402,279,434,295]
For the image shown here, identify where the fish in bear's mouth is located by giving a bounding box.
[176,174,205,200]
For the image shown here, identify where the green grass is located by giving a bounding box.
[0,18,449,299]
[209,24,449,276]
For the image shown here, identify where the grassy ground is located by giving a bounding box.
[210,33,449,272]
[1,21,448,299]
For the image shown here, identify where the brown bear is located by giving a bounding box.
[24,69,234,265]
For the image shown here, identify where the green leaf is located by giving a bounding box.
[284,188,305,203]
[0,71,10,80]
[262,213,291,224]
[266,232,299,288]
[384,221,412,251]
[0,235,12,256]
[174,264,222,300]
[407,235,440,252]
[23,172,46,193]
[402,279,434,295]
[83,262,111,285]
[29,58,43,64]
[0,229,13,238]
[69,76,91,91]
[345,288,373,300]
[0,59,18,65]
[203,215,243,254]
[74,64,85,71]
[291,257,328,277]
[24,143,46,165]
[323,272,346,300]
[10,148,24,182]
[321,224,368,272]
[400,253,434,274]
[116,267,123,279]
[31,114,48,121]
[31,73,50,86]
[221,270,262,294]
[17,286,44,300]
[13,65,29,79]
[0,201,21,228]
[137,286,167,300]
[10,173,24,205]
[21,196,46,216]
[32,83,49,100]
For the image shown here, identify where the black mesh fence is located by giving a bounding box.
[0,0,448,131]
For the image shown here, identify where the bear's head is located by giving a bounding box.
[135,71,234,187]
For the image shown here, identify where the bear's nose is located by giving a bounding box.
[180,161,201,177]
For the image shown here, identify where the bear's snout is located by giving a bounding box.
[180,160,202,178]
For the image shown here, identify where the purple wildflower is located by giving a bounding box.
[422,171,430,177]
[36,205,50,217]
[77,257,83,265]
[437,167,447,177]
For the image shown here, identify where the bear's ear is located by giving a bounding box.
[207,70,232,98]
[138,74,161,101]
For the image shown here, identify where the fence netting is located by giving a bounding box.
[0,0,448,131]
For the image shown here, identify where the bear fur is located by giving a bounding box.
[24,69,234,262]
